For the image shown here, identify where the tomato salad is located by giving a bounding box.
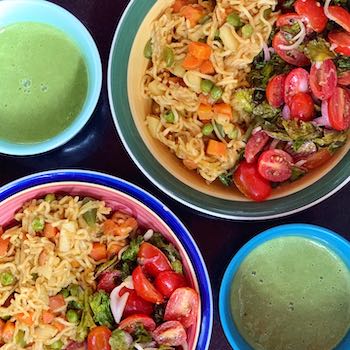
[219,0,350,201]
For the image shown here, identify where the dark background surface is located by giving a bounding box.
[1,1,349,349]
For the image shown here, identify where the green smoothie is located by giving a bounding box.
[231,237,350,350]
[0,22,88,143]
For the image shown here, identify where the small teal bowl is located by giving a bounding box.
[219,224,350,350]
[0,0,102,156]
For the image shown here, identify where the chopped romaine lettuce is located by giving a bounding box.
[133,324,152,343]
[304,39,335,63]
[109,329,132,350]
[121,236,143,262]
[281,120,322,140]
[233,89,255,113]
[335,56,350,74]
[252,102,281,120]
[290,167,306,182]
[76,288,96,342]
[89,291,114,329]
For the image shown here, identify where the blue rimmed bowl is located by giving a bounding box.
[219,224,350,350]
[0,170,213,350]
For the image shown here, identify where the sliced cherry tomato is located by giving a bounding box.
[328,31,350,56]
[164,287,199,328]
[290,92,315,121]
[138,242,172,277]
[328,6,350,33]
[132,266,164,304]
[272,32,310,67]
[294,0,328,32]
[97,271,120,294]
[309,59,337,101]
[284,68,310,105]
[153,321,187,347]
[266,74,287,107]
[233,161,272,201]
[276,13,302,27]
[258,149,293,182]
[328,86,350,131]
[119,287,153,317]
[66,341,86,350]
[303,148,333,170]
[244,131,270,164]
[154,271,187,298]
[118,314,156,333]
[338,71,350,86]
[87,326,111,350]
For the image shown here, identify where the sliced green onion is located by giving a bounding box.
[66,309,79,324]
[44,193,56,203]
[32,217,44,232]
[263,8,272,19]
[227,13,241,28]
[228,128,239,140]
[214,29,221,40]
[68,284,80,297]
[210,85,223,101]
[144,39,153,59]
[202,124,214,136]
[163,47,175,67]
[242,24,254,39]
[0,271,15,286]
[15,330,26,347]
[164,111,175,123]
[50,340,64,350]
[83,209,97,227]
[60,288,69,298]
[200,79,214,94]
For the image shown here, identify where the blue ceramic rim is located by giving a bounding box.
[0,0,102,156]
[219,224,350,350]
[0,170,213,350]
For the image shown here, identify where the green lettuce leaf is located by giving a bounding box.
[109,329,131,350]
[89,291,114,329]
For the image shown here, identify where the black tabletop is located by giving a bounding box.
[1,1,349,349]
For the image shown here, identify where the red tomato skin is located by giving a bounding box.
[154,271,187,298]
[138,242,172,277]
[338,71,350,86]
[233,161,272,202]
[87,326,112,350]
[66,342,86,350]
[244,131,270,164]
[294,0,328,32]
[276,13,302,27]
[258,150,293,182]
[97,271,120,294]
[272,32,310,67]
[119,287,154,317]
[266,74,287,107]
[328,87,350,131]
[153,321,187,347]
[289,92,315,121]
[310,60,337,101]
[328,6,350,33]
[284,68,310,106]
[303,149,333,170]
[164,287,199,328]
[118,314,156,333]
[328,31,350,56]
[132,266,164,304]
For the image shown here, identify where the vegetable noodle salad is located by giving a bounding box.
[143,0,350,201]
[0,195,199,349]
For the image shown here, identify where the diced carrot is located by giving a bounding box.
[120,218,138,234]
[49,295,66,312]
[213,103,232,118]
[189,42,212,60]
[0,227,10,257]
[43,223,57,239]
[198,103,214,120]
[180,5,205,27]
[103,220,120,236]
[168,77,185,86]
[16,312,34,326]
[200,60,215,75]
[107,243,123,259]
[90,243,107,261]
[206,140,227,156]
[42,311,54,324]
[173,0,187,13]
[0,319,5,339]
[199,94,210,105]
[52,320,65,332]
[183,159,198,170]
[39,250,48,266]
[2,321,15,343]
[182,53,203,70]
[71,260,80,268]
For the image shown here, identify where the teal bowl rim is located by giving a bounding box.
[107,0,350,220]
[219,224,350,350]
[0,0,102,156]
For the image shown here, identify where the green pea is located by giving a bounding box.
[1,315,11,321]
[200,79,214,94]
[144,39,153,59]
[164,111,175,123]
[0,271,15,286]
[50,340,64,350]
[32,217,44,232]
[60,288,70,298]
[66,309,79,324]
[202,124,214,136]
[44,193,56,203]
[228,128,239,140]
[227,13,241,28]
[68,284,80,297]
[163,47,175,67]
[199,14,211,24]
[263,8,272,19]
[210,85,223,101]
[15,330,26,347]
[214,29,220,40]
[242,24,254,39]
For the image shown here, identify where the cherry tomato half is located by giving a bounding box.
[276,13,302,27]
[328,31,350,56]
[338,71,350,86]
[164,287,199,329]
[97,271,120,294]
[154,271,187,298]
[153,321,187,347]
[303,148,333,170]
[87,326,112,350]
[294,0,328,32]
[328,6,350,33]
[138,242,172,277]
[119,287,153,317]
[244,131,270,164]
[66,342,86,350]
[132,266,164,304]
[290,92,315,121]
[233,161,272,201]
[284,68,310,106]
[272,32,310,67]
[118,314,156,333]
[328,86,350,131]
[258,149,293,182]
[266,74,287,108]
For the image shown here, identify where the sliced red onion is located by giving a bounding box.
[295,159,307,167]
[313,100,332,128]
[252,126,262,135]
[143,229,154,241]
[269,139,280,149]
[278,20,306,51]
[110,282,131,324]
[282,104,291,120]
[263,42,271,62]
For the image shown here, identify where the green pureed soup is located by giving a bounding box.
[231,237,350,350]
[0,22,88,143]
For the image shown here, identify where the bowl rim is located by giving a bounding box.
[0,0,102,156]
[0,169,213,350]
[219,223,350,350]
[107,0,350,221]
